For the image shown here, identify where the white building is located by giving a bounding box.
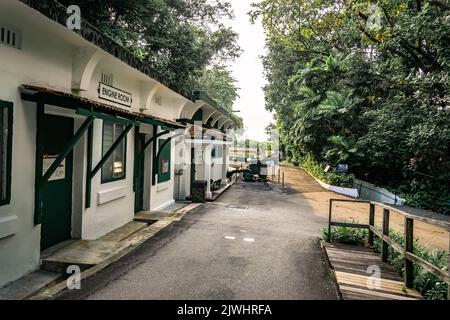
[0,0,240,288]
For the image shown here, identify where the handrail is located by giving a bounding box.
[371,201,450,230]
[327,198,450,299]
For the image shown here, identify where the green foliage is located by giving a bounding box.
[324,226,449,300]
[322,225,368,246]
[323,135,363,167]
[195,66,239,112]
[252,0,450,214]
[59,0,241,93]
[299,153,355,188]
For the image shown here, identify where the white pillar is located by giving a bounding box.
[222,138,228,183]
[204,144,213,199]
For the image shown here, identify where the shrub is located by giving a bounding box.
[300,154,355,188]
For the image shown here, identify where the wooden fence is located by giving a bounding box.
[327,198,450,299]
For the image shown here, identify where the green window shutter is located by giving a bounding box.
[101,121,127,183]
[158,139,171,183]
[0,100,13,206]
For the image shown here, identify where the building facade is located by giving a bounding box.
[0,0,240,288]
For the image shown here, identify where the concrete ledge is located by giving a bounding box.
[207,176,236,202]
[314,177,359,198]
[0,215,18,239]
[97,186,127,205]
[355,179,405,205]
[156,182,169,192]
[300,166,359,198]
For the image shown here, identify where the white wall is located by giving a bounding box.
[0,95,40,288]
[0,2,170,287]
[150,130,176,211]
[0,0,235,288]
[0,3,74,287]
[173,137,188,201]
[81,120,136,240]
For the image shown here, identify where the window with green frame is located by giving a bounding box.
[158,139,171,183]
[101,121,127,183]
[0,100,13,206]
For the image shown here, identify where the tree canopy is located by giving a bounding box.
[195,65,240,111]
[251,0,450,213]
[59,0,242,96]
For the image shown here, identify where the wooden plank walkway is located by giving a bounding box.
[323,242,423,300]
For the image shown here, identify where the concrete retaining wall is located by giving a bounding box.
[355,180,405,205]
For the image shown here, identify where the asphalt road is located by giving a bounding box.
[55,180,338,300]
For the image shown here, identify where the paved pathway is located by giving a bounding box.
[56,173,339,300]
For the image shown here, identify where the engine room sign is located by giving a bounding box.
[98,82,132,107]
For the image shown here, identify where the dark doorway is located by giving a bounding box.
[40,114,74,250]
[135,133,146,213]
[190,147,196,195]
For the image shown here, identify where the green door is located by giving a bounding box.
[135,133,146,213]
[40,114,74,250]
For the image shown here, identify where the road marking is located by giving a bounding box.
[224,236,235,240]
[243,238,255,242]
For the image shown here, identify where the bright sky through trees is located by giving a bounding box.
[227,0,274,141]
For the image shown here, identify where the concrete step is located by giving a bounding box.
[135,203,202,224]
[0,270,61,300]
[41,240,125,273]
[101,221,148,242]
[134,211,166,223]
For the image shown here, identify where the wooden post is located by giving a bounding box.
[404,217,414,288]
[328,199,333,242]
[282,172,285,189]
[278,168,280,184]
[382,209,390,262]
[368,204,375,246]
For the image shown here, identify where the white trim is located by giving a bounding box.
[156,182,169,192]
[300,166,359,198]
[97,186,127,205]
[0,215,18,239]
[313,177,359,198]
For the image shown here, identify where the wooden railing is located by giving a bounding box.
[327,198,450,299]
